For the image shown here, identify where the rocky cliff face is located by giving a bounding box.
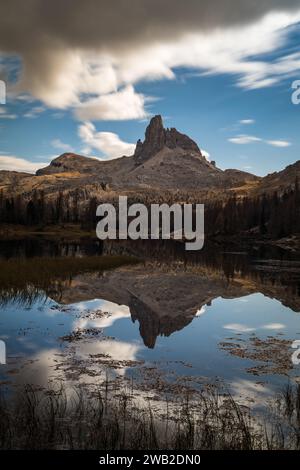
[134,115,201,165]
[36,153,104,176]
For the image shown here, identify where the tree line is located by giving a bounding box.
[205,178,300,238]
[0,179,299,239]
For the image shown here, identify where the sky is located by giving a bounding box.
[0,1,300,176]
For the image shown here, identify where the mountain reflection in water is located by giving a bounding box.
[0,238,299,404]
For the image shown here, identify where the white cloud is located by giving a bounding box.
[266,139,291,147]
[51,112,65,119]
[23,105,46,118]
[228,135,262,144]
[223,322,286,334]
[109,12,300,95]
[72,300,131,330]
[51,139,74,153]
[0,114,17,119]
[195,306,206,317]
[113,13,300,96]
[230,379,271,405]
[200,149,211,162]
[78,122,135,159]
[261,323,285,330]
[229,135,292,147]
[240,119,255,125]
[223,323,255,333]
[0,155,48,173]
[0,106,17,119]
[74,85,148,121]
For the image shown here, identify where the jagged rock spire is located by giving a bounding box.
[134,115,201,164]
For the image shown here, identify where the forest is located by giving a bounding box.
[0,178,299,240]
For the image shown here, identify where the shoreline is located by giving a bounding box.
[0,223,299,253]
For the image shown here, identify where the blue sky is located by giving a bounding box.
[1,5,300,176]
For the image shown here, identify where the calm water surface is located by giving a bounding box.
[0,238,300,406]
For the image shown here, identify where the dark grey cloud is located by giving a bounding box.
[1,0,300,53]
[1,0,300,111]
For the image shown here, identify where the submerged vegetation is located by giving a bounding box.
[0,382,300,450]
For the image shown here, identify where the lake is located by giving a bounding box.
[1,237,299,413]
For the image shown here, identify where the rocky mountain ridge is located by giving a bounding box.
[0,115,299,199]
[32,115,260,194]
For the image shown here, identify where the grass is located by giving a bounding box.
[0,223,94,239]
[0,382,299,450]
[0,255,140,305]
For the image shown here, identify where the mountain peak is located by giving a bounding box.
[134,115,201,164]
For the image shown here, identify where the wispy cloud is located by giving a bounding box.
[23,105,46,118]
[229,134,291,147]
[223,323,255,333]
[51,139,74,153]
[239,119,255,125]
[223,322,286,333]
[0,106,17,119]
[266,139,291,147]
[228,135,262,144]
[261,323,285,330]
